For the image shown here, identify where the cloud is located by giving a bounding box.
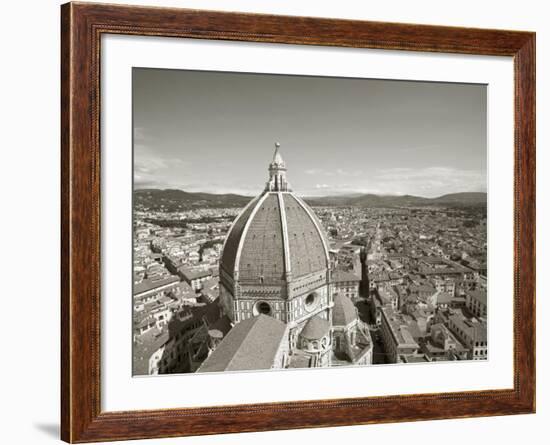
[303,184,400,197]
[133,177,164,188]
[134,140,187,188]
[304,167,363,177]
[305,168,323,175]
[134,126,146,141]
[134,156,169,174]
[374,166,486,196]
[299,166,486,197]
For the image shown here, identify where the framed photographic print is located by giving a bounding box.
[61,2,536,443]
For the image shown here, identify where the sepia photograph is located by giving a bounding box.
[53,2,537,442]
[132,68,488,376]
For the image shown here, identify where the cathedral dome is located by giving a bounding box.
[332,293,358,326]
[220,145,330,288]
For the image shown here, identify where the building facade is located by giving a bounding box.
[332,269,362,302]
[465,290,487,318]
[379,306,420,363]
[447,314,487,360]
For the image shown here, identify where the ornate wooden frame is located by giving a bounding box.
[61,2,536,442]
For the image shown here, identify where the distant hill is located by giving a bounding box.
[134,188,253,211]
[430,192,488,206]
[306,192,487,208]
[306,194,427,207]
[134,188,486,211]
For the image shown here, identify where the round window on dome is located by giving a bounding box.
[253,301,272,316]
[304,292,318,311]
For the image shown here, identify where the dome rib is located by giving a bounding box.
[277,192,292,278]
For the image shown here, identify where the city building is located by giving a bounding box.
[332,269,362,302]
[422,323,469,361]
[133,302,222,375]
[331,293,372,365]
[201,276,220,303]
[465,290,487,318]
[447,314,487,360]
[178,267,213,291]
[133,275,180,307]
[379,307,419,363]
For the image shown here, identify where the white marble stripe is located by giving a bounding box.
[277,192,292,278]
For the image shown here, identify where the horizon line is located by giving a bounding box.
[133,186,487,200]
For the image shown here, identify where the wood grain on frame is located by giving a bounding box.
[61,2,535,442]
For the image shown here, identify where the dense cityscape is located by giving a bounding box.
[132,152,487,375]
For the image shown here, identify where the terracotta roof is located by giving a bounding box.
[197,315,286,373]
[284,194,329,279]
[220,196,259,276]
[175,281,194,294]
[133,276,179,296]
[132,327,169,375]
[220,192,329,285]
[332,293,357,326]
[300,315,330,340]
[437,292,453,304]
[406,320,423,339]
[178,267,212,281]
[466,290,487,305]
[238,194,286,284]
[410,284,436,294]
[332,270,361,283]
[449,314,487,342]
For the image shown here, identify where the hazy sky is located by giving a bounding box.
[133,68,486,198]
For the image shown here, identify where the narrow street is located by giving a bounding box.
[356,299,387,365]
